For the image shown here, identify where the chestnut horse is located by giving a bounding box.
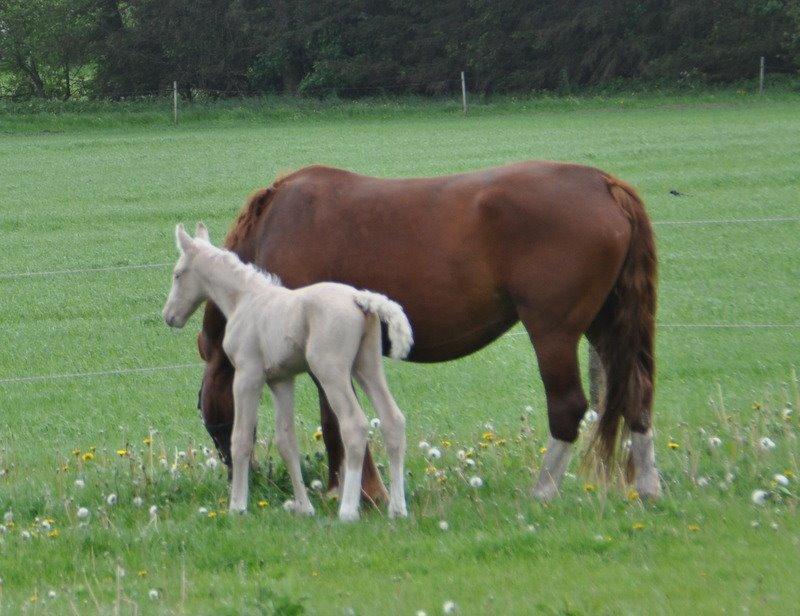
[197,161,659,500]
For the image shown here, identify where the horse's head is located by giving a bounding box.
[163,223,210,328]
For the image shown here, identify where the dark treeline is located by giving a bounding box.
[1,0,799,100]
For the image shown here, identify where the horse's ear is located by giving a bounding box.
[195,222,210,243]
[175,223,193,253]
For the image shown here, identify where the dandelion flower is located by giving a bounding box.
[207,511,217,519]
[370,417,381,429]
[626,488,639,501]
[751,489,769,506]
[149,505,158,519]
[205,457,219,470]
[74,479,85,489]
[310,479,324,491]
[583,482,596,493]
[774,473,789,487]
[427,447,442,460]
[687,524,700,532]
[132,496,143,508]
[143,436,153,446]
[137,570,148,578]
[482,431,495,443]
[632,522,645,531]
[106,493,117,506]
[48,529,60,538]
[82,452,94,462]
[116,449,128,457]
[313,427,323,442]
[443,600,458,614]
[708,436,722,449]
[148,589,159,600]
[438,520,450,531]
[759,437,776,451]
[198,507,208,516]
[469,476,483,489]
[257,500,268,508]
[667,440,679,450]
[418,440,431,451]
[76,507,90,520]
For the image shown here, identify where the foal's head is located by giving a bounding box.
[163,223,211,328]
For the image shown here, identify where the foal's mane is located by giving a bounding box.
[224,170,295,251]
[207,247,282,289]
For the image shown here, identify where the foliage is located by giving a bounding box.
[1,0,799,99]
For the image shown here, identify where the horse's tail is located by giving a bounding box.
[588,175,657,473]
[354,291,414,359]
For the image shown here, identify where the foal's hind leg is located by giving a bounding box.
[268,378,314,516]
[520,316,587,501]
[353,324,408,518]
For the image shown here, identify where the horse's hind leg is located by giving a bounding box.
[268,378,314,516]
[353,322,408,518]
[519,313,587,501]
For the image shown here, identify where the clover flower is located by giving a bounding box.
[751,489,769,506]
[438,520,449,531]
[759,437,776,451]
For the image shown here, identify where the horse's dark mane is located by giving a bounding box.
[224,171,294,251]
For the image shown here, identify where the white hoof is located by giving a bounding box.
[229,504,248,514]
[388,502,408,519]
[636,471,661,500]
[338,508,360,522]
[294,501,315,516]
[532,481,559,502]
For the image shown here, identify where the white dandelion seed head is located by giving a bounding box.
[621,438,632,452]
[77,507,90,520]
[159,458,168,467]
[202,446,211,457]
[708,436,722,449]
[464,458,476,468]
[759,437,776,451]
[418,440,431,451]
[443,600,458,614]
[483,422,494,432]
[0,525,6,535]
[584,409,599,424]
[781,407,793,420]
[751,489,769,506]
[751,520,760,528]
[771,522,779,530]
[370,417,381,429]
[438,520,449,531]
[416,611,428,616]
[148,588,160,600]
[198,507,208,516]
[48,590,57,599]
[456,449,467,461]
[177,451,187,459]
[40,519,51,530]
[718,481,729,491]
[74,479,85,489]
[310,479,324,492]
[469,476,484,489]
[427,447,442,460]
[774,473,789,487]
[697,476,709,488]
[106,493,117,506]
[149,505,158,518]
[21,530,31,540]
[282,499,295,512]
[205,457,219,470]
[132,496,144,508]
[594,534,605,542]
[526,524,537,533]
[3,511,12,524]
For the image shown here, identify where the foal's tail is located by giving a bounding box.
[354,291,414,359]
[588,175,657,473]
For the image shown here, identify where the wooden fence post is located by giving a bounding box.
[173,81,178,123]
[461,71,467,114]
[759,57,765,95]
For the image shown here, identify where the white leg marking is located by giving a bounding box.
[533,437,573,501]
[631,430,660,498]
[270,379,314,516]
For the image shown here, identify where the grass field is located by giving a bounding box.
[1,92,799,614]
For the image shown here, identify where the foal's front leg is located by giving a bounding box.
[229,368,265,513]
[269,378,314,516]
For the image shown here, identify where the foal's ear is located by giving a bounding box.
[175,223,194,253]
[195,222,210,243]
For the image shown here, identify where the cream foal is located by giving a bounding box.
[163,223,412,521]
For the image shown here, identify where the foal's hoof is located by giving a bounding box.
[388,504,408,519]
[532,481,559,502]
[338,508,360,523]
[229,505,248,515]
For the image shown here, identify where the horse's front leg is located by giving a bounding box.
[229,367,265,513]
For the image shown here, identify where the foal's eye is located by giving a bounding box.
[174,272,182,280]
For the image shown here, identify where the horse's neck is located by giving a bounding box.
[195,252,252,318]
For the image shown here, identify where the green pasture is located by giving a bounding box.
[0,93,799,614]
